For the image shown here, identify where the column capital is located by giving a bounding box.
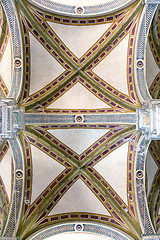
[136,100,160,139]
[0,98,24,139]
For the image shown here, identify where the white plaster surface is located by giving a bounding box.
[48,129,109,155]
[49,179,110,215]
[94,142,129,205]
[93,35,129,95]
[0,37,12,93]
[47,82,110,109]
[146,40,160,88]
[29,33,64,95]
[146,151,158,196]
[47,233,113,240]
[31,145,65,203]
[48,22,112,58]
[46,232,113,240]
[0,146,12,201]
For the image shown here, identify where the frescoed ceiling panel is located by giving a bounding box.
[47,22,113,59]
[49,178,111,216]
[94,142,129,205]
[146,150,158,196]
[18,0,141,112]
[0,143,12,202]
[29,32,65,95]
[93,34,129,96]
[48,129,110,154]
[0,36,11,94]
[0,19,10,98]
[146,40,159,89]
[1,0,160,240]
[30,144,65,203]
[46,82,111,109]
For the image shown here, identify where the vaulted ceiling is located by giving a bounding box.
[0,0,160,240]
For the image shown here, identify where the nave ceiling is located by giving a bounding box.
[0,0,160,239]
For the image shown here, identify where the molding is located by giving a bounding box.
[25,113,136,125]
[26,0,137,16]
[1,0,24,101]
[134,3,158,104]
[26,223,135,240]
[134,135,155,235]
[2,137,25,237]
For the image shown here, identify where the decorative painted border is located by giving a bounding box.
[0,76,9,98]
[31,5,128,26]
[127,133,138,219]
[1,0,23,100]
[37,109,127,114]
[26,223,134,240]
[2,137,25,237]
[24,123,122,129]
[134,3,158,104]
[26,0,136,16]
[134,135,155,235]
[36,212,124,230]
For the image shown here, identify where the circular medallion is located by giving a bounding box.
[15,58,22,68]
[137,60,144,68]
[75,115,84,123]
[136,170,143,179]
[75,224,83,231]
[16,170,23,179]
[76,7,84,14]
